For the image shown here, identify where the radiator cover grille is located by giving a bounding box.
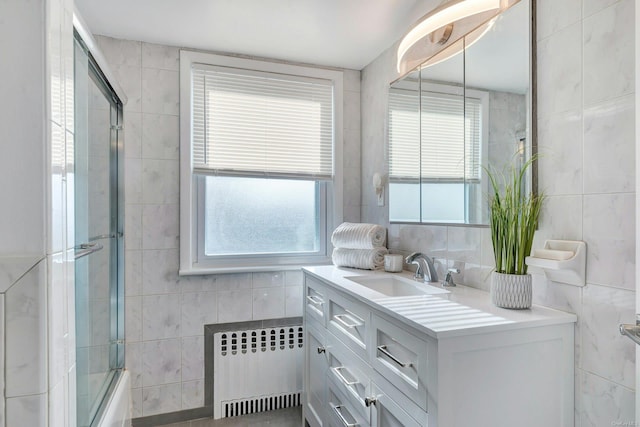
[213,325,304,419]
[222,392,302,418]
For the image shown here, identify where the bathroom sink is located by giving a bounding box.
[345,275,450,297]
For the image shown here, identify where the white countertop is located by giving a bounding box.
[303,265,577,339]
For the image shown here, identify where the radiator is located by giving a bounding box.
[213,325,304,419]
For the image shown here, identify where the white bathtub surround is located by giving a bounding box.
[360,0,636,422]
[96,371,132,427]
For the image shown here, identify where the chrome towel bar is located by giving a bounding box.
[74,242,104,260]
[619,322,640,346]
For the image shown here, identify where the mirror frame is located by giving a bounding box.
[388,0,537,227]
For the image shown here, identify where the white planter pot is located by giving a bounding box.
[491,272,532,309]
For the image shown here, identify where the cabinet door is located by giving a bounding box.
[305,321,329,427]
[305,275,329,326]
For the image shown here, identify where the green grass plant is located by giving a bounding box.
[487,158,543,275]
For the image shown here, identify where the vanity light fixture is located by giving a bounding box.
[397,0,520,75]
[420,18,495,68]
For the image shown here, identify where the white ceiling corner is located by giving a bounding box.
[74,0,437,70]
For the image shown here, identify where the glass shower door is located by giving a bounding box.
[74,36,125,427]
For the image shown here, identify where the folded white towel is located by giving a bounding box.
[332,247,388,270]
[331,222,386,249]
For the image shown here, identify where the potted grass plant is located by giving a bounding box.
[487,158,543,309]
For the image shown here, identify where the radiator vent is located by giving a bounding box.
[214,325,304,419]
[223,392,302,418]
[220,326,304,356]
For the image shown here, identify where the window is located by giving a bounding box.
[180,51,343,273]
[389,82,488,223]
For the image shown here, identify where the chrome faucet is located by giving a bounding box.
[405,252,439,283]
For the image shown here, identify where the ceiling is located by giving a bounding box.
[74,0,441,70]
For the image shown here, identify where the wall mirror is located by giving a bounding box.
[388,0,535,225]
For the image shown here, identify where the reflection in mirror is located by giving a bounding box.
[389,70,421,222]
[388,0,532,225]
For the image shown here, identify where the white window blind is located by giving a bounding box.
[192,64,334,179]
[389,88,421,181]
[389,88,482,182]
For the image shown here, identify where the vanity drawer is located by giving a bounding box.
[305,276,328,326]
[370,378,427,427]
[327,290,370,362]
[327,332,372,423]
[370,314,430,411]
[327,375,368,427]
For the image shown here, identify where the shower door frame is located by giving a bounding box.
[74,30,126,427]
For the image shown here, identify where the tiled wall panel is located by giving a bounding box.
[95,35,362,418]
[360,0,636,424]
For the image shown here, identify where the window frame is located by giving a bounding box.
[179,51,344,275]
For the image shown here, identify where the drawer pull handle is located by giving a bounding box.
[332,366,358,387]
[317,346,326,354]
[332,404,358,427]
[377,345,412,368]
[364,396,377,407]
[333,313,364,329]
[306,295,324,306]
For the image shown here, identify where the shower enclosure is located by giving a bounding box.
[74,31,125,427]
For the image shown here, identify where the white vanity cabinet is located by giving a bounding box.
[302,267,576,427]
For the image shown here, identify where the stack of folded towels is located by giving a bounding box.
[331,222,388,270]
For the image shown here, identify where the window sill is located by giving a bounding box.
[179,259,333,276]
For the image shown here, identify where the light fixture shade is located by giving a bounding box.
[397,0,520,76]
[421,18,495,69]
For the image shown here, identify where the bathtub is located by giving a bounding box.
[96,370,132,427]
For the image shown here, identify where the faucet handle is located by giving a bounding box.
[443,268,460,287]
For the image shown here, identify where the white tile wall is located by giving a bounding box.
[580,370,635,426]
[582,0,634,106]
[5,261,47,398]
[538,110,583,196]
[182,380,205,410]
[6,394,47,427]
[181,292,218,336]
[360,0,636,424]
[0,0,47,255]
[142,383,182,416]
[583,193,635,290]
[142,339,182,387]
[95,35,362,418]
[181,336,204,382]
[582,284,636,389]
[583,94,635,194]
